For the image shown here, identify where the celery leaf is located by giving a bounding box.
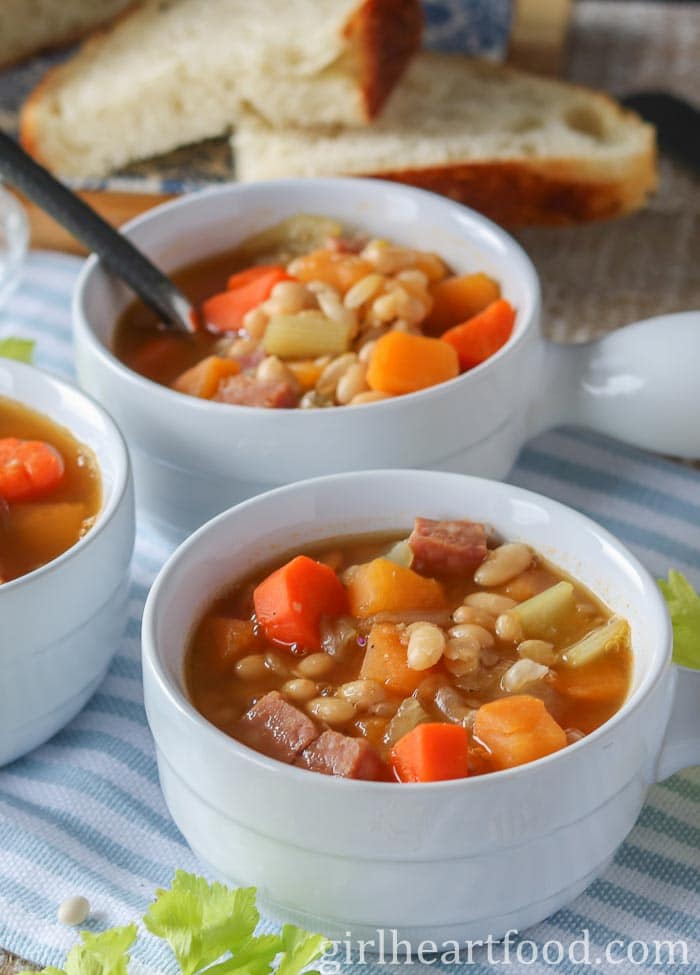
[659,570,700,669]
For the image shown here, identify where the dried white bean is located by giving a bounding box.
[350,390,392,405]
[268,280,314,314]
[406,622,446,670]
[358,339,378,363]
[495,612,525,644]
[307,696,355,726]
[474,543,533,586]
[448,623,494,648]
[344,273,384,309]
[518,639,557,666]
[337,679,385,709]
[282,678,318,702]
[296,652,335,679]
[235,654,268,680]
[57,895,90,927]
[241,306,268,340]
[257,356,298,387]
[336,362,369,404]
[264,651,289,676]
[317,353,357,394]
[464,592,518,615]
[444,636,481,667]
[501,658,549,693]
[451,605,495,628]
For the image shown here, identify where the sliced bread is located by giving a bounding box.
[234,54,657,225]
[20,0,422,180]
[0,0,134,70]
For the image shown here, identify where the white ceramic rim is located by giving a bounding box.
[73,178,541,416]
[142,468,672,792]
[0,359,131,593]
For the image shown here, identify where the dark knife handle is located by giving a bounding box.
[621,91,700,174]
[0,130,195,332]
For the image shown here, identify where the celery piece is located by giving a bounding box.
[385,539,413,568]
[383,697,429,746]
[511,581,575,641]
[238,214,342,261]
[264,311,351,359]
[561,616,630,668]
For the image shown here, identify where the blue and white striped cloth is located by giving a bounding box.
[0,253,698,975]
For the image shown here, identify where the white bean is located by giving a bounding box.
[464,592,518,614]
[501,659,549,693]
[448,623,494,648]
[235,654,268,680]
[337,679,385,709]
[241,306,268,340]
[451,605,495,628]
[295,652,335,679]
[282,678,317,702]
[317,352,357,394]
[495,611,525,644]
[518,639,557,666]
[268,280,314,314]
[307,696,355,726]
[474,543,533,587]
[57,895,90,927]
[350,390,392,405]
[336,362,369,404]
[406,622,446,670]
[344,273,384,309]
[444,636,481,667]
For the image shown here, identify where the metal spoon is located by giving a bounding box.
[0,131,196,333]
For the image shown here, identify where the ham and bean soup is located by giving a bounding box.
[115,215,515,409]
[0,397,101,583]
[187,517,632,783]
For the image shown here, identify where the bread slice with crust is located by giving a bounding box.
[20,0,422,180]
[0,0,135,70]
[234,54,657,226]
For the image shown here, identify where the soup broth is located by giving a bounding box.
[0,397,101,583]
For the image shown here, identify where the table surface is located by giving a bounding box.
[2,1,698,970]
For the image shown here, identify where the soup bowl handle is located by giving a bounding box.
[654,664,700,781]
[528,310,700,459]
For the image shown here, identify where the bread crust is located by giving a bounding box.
[346,0,423,120]
[363,149,657,226]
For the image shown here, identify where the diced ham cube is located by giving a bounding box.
[235,691,318,764]
[214,375,299,408]
[295,730,384,780]
[409,517,488,576]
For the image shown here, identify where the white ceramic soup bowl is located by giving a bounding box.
[0,360,135,766]
[142,469,700,947]
[73,179,700,543]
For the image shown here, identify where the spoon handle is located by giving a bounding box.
[0,131,195,333]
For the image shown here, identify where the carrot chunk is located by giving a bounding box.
[425,273,501,335]
[360,623,429,695]
[253,555,349,652]
[0,438,65,502]
[202,266,291,332]
[366,332,459,396]
[346,557,446,618]
[197,617,259,673]
[474,695,566,771]
[441,299,516,370]
[172,356,240,399]
[391,723,469,782]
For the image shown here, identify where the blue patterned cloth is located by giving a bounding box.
[424,0,512,56]
[0,253,698,975]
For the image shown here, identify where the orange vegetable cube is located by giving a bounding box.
[360,623,427,695]
[172,356,241,399]
[426,273,501,334]
[346,557,446,618]
[366,332,459,396]
[391,723,469,782]
[474,695,567,770]
[253,555,349,652]
[287,359,325,391]
[0,438,64,502]
[441,299,516,371]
